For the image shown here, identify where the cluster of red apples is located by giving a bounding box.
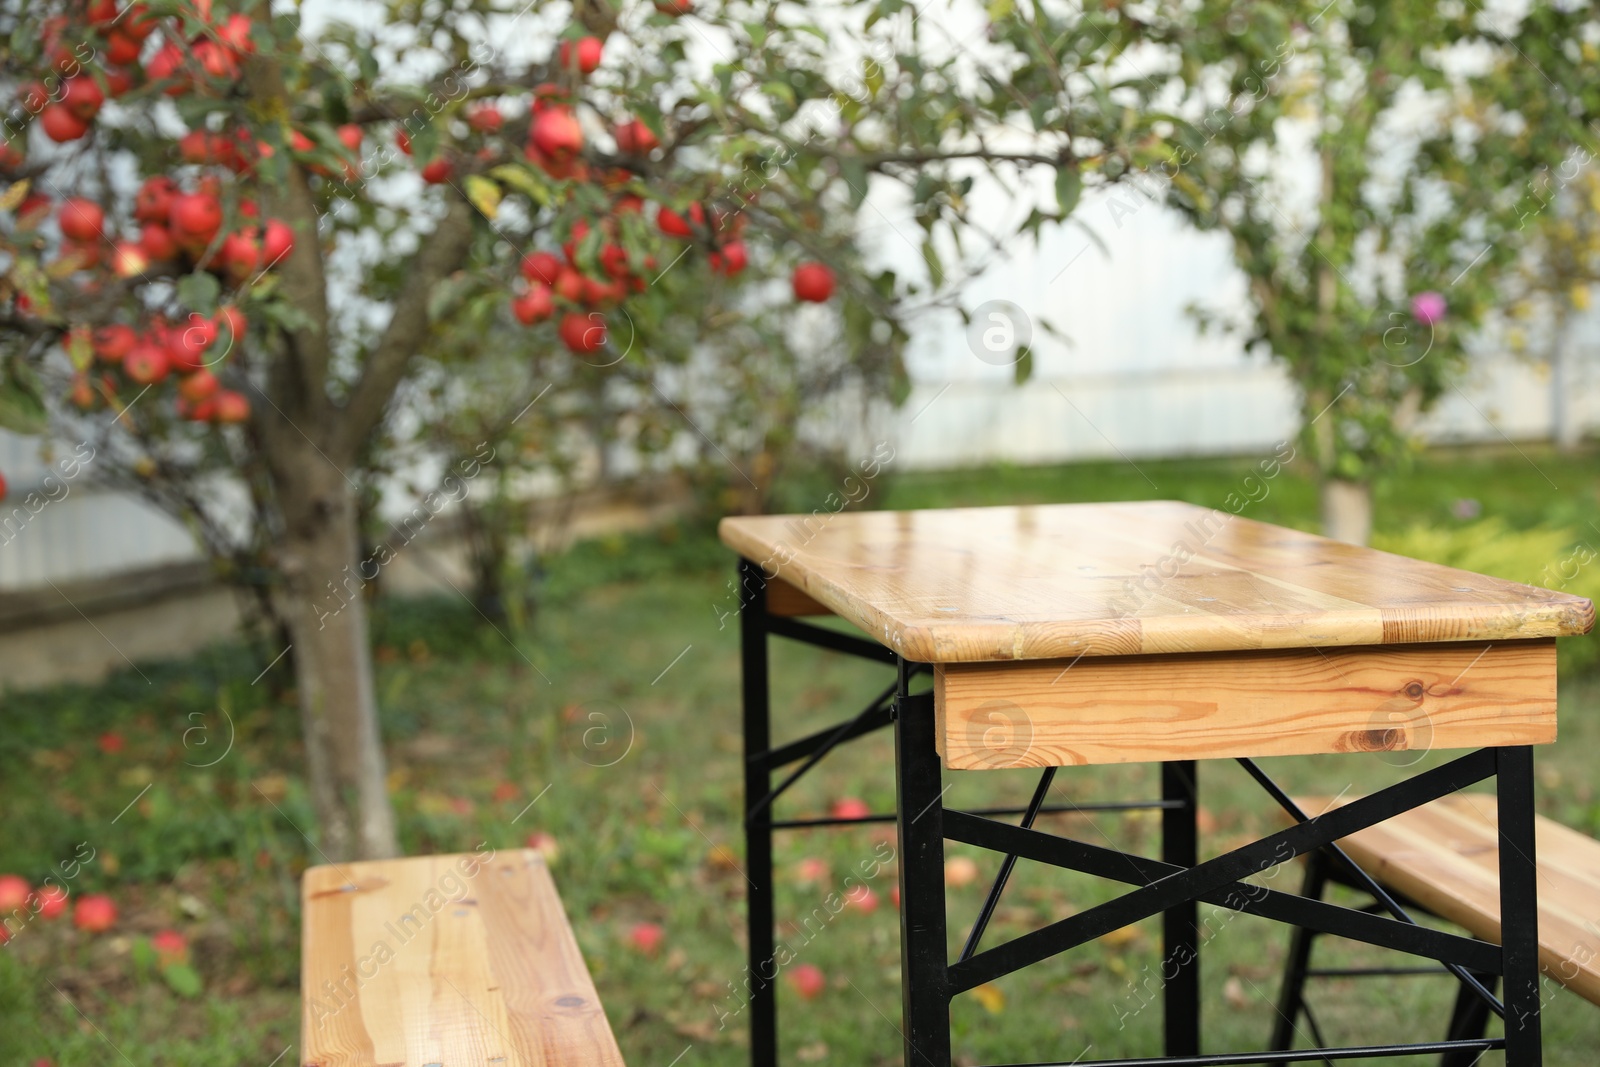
[4,0,842,397]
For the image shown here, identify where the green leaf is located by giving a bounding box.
[130,939,157,974]
[66,328,93,372]
[839,158,869,209]
[0,363,48,435]
[1054,166,1082,217]
[1013,344,1033,384]
[177,272,222,315]
[162,962,203,998]
[986,0,1014,22]
[763,80,797,109]
[464,175,501,220]
[489,164,552,207]
[256,301,317,335]
[920,239,944,288]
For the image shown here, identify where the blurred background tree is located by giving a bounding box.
[1506,164,1600,453]
[1152,0,1600,544]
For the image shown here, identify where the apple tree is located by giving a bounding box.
[2,0,1208,858]
[1146,0,1600,543]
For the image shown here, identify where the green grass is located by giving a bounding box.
[2,446,1598,1065]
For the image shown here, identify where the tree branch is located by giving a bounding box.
[337,198,479,454]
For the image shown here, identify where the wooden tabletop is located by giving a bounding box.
[719,502,1594,663]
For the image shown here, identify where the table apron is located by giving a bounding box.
[935,639,1557,769]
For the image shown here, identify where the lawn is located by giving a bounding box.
[2,446,1598,1066]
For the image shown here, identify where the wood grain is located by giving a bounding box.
[766,576,831,617]
[301,849,625,1067]
[1299,793,1600,1006]
[718,502,1594,663]
[935,640,1557,768]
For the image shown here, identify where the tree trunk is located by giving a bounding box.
[271,446,399,861]
[1320,478,1373,546]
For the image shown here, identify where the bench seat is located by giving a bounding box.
[1298,793,1600,1005]
[301,849,625,1066]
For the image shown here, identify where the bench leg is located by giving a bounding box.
[739,560,778,1067]
[1161,760,1201,1057]
[1497,745,1542,1066]
[1439,971,1499,1067]
[895,662,952,1067]
[1268,850,1329,1053]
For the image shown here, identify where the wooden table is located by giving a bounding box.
[720,501,1593,1067]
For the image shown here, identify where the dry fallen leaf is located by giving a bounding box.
[971,983,1006,1014]
[1099,924,1142,948]
[1223,975,1249,1010]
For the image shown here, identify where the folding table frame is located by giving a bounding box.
[735,558,1544,1067]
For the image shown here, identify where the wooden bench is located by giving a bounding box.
[301,849,625,1067]
[1273,793,1600,1057]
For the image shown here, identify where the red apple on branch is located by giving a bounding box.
[558,310,606,353]
[171,313,218,370]
[124,339,171,384]
[169,191,223,245]
[215,305,246,348]
[178,369,220,403]
[336,123,363,153]
[104,30,142,65]
[145,42,187,94]
[134,177,176,223]
[140,223,178,261]
[219,228,261,279]
[531,106,583,160]
[552,267,583,302]
[511,283,555,324]
[60,76,104,122]
[261,218,294,268]
[213,390,250,423]
[792,261,835,302]
[111,241,150,278]
[521,251,563,285]
[92,325,136,362]
[558,36,604,75]
[710,240,748,276]
[59,199,106,242]
[420,157,454,184]
[656,202,704,238]
[39,105,89,143]
[613,119,658,155]
[468,105,504,134]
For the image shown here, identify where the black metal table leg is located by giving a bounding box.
[1497,745,1542,1066]
[1162,760,1201,1057]
[896,658,953,1067]
[739,559,778,1067]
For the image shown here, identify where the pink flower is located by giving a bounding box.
[1411,290,1446,326]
